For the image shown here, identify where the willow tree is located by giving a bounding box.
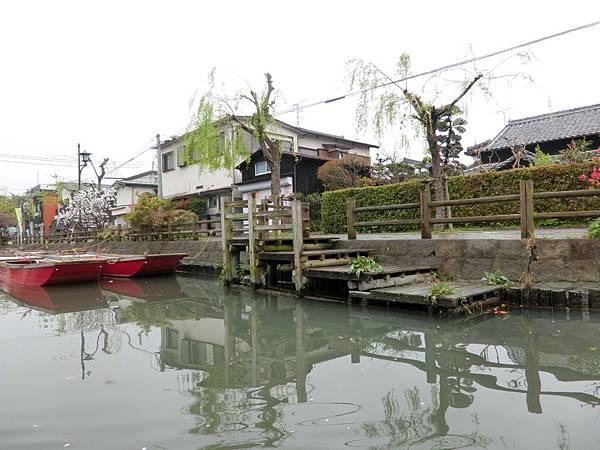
[185,71,284,199]
[348,55,483,218]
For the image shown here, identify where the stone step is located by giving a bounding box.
[349,281,501,308]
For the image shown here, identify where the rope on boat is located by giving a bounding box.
[184,229,216,260]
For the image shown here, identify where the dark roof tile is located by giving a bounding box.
[484,103,600,152]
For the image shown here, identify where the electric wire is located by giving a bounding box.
[276,19,600,116]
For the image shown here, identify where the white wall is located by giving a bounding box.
[160,140,241,199]
[111,184,156,225]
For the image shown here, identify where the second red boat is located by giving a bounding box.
[99,253,187,277]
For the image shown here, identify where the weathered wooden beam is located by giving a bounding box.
[348,274,421,291]
[354,202,420,212]
[291,199,305,292]
[303,258,351,268]
[429,194,520,207]
[430,214,520,225]
[520,179,534,239]
[420,184,432,239]
[355,219,420,227]
[347,197,356,240]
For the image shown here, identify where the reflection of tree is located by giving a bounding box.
[361,387,491,449]
[119,300,200,335]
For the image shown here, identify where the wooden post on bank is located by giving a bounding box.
[220,195,233,284]
[291,198,305,292]
[420,182,432,239]
[192,216,198,240]
[347,197,356,240]
[247,193,258,286]
[520,179,535,239]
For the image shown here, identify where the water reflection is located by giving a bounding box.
[1,275,599,449]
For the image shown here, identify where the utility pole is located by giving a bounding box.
[77,143,81,190]
[155,134,162,198]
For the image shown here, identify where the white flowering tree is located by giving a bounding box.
[63,188,115,231]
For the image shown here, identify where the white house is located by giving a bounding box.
[158,118,376,208]
[110,170,158,225]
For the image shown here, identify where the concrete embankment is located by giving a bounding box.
[337,238,600,283]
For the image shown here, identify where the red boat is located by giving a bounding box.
[99,253,187,277]
[0,257,105,287]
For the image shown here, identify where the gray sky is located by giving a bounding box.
[1,0,599,194]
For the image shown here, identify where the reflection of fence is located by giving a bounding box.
[347,179,600,239]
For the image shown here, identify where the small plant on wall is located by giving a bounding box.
[481,269,512,288]
[428,280,456,306]
[588,218,600,239]
[348,255,382,279]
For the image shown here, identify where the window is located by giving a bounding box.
[176,146,186,167]
[162,151,174,172]
[209,196,218,208]
[255,160,270,176]
[278,139,292,152]
[165,328,179,350]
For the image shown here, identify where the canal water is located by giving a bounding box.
[0,275,599,450]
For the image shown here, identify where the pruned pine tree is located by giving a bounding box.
[185,71,284,199]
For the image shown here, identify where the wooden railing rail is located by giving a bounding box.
[347,179,600,240]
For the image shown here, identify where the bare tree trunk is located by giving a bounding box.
[270,159,281,200]
[426,132,446,219]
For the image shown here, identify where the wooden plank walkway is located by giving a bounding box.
[350,281,501,308]
[259,248,373,262]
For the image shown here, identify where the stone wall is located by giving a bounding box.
[338,239,600,283]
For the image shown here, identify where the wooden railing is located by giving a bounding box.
[14,217,222,245]
[347,179,600,239]
[220,194,310,289]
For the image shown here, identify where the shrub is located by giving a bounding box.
[532,144,557,166]
[317,155,371,190]
[186,196,208,217]
[321,162,600,233]
[588,218,600,239]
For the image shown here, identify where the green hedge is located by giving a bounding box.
[321,163,600,233]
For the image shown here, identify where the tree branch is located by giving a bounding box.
[444,74,483,111]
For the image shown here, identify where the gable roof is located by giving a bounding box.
[113,170,157,187]
[482,103,600,153]
[159,117,379,150]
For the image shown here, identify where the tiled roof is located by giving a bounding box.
[483,104,600,152]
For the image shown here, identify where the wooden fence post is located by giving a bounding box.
[347,197,356,240]
[192,216,198,240]
[420,182,432,239]
[520,179,535,239]
[291,198,305,292]
[247,193,258,286]
[167,219,173,240]
[220,196,233,285]
[443,176,453,231]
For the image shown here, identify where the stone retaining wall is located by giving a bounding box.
[4,237,599,282]
[338,239,600,283]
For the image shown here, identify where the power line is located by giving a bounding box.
[276,18,600,116]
